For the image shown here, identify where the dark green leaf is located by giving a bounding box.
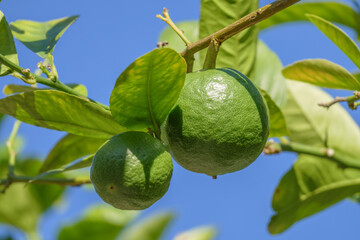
[110,48,186,133]
[260,89,288,138]
[3,83,87,96]
[306,14,360,69]
[10,16,79,58]
[0,90,126,139]
[283,59,360,90]
[258,2,360,38]
[159,21,202,71]
[269,155,360,234]
[58,205,138,240]
[40,134,105,173]
[252,41,287,107]
[0,11,18,76]
[118,211,174,240]
[199,0,258,76]
[283,80,360,166]
[174,226,217,240]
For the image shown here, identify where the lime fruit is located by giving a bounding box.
[165,68,269,176]
[90,131,173,210]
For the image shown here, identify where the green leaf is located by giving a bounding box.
[159,21,202,71]
[0,90,126,139]
[10,15,79,58]
[118,211,174,240]
[252,41,287,107]
[269,155,360,234]
[174,226,217,240]
[258,2,360,38]
[3,83,88,96]
[0,158,64,233]
[260,89,288,138]
[0,11,18,76]
[306,14,360,69]
[40,134,105,173]
[58,205,138,240]
[110,48,186,134]
[199,0,258,76]
[283,80,360,171]
[283,59,360,90]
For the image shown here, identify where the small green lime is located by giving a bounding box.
[90,131,173,210]
[165,68,269,176]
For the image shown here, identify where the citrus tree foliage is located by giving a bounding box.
[0,0,360,239]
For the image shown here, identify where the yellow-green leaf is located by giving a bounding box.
[0,90,126,139]
[283,59,360,90]
[3,83,88,96]
[175,226,217,240]
[110,48,186,134]
[306,14,360,69]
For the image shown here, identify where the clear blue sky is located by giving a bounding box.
[1,0,360,239]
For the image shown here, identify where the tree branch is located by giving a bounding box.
[180,0,300,71]
[0,175,91,187]
[264,140,360,169]
[318,91,360,109]
[0,53,109,110]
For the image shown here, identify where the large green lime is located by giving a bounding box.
[165,68,269,176]
[90,131,173,210]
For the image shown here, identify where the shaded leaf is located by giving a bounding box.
[199,0,258,76]
[0,11,18,76]
[260,89,288,138]
[283,59,360,90]
[118,211,174,240]
[174,226,217,240]
[58,205,138,240]
[283,80,360,166]
[3,83,87,96]
[0,158,64,233]
[0,90,126,139]
[110,48,186,134]
[258,2,360,38]
[159,21,202,71]
[10,16,79,58]
[40,134,105,173]
[269,155,360,234]
[252,41,287,107]
[306,14,360,69]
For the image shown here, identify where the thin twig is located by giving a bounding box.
[264,140,360,169]
[0,175,91,187]
[0,53,109,110]
[156,8,191,46]
[318,91,360,109]
[180,0,300,72]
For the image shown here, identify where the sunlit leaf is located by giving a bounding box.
[306,14,360,69]
[174,226,217,240]
[283,59,360,90]
[10,16,79,58]
[252,41,287,107]
[199,0,258,76]
[258,2,360,38]
[58,205,138,240]
[40,134,105,173]
[159,21,202,71]
[0,11,18,76]
[0,90,126,139]
[118,211,174,240]
[260,89,288,138]
[283,80,360,167]
[269,155,360,234]
[110,48,186,134]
